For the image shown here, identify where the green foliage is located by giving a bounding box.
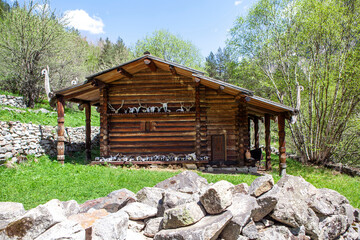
[0,0,10,18]
[205,47,236,82]
[133,29,203,70]
[96,37,130,71]
[228,0,360,164]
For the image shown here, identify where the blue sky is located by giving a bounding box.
[8,0,257,58]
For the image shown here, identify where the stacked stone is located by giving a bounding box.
[0,95,26,108]
[0,171,359,240]
[0,121,100,161]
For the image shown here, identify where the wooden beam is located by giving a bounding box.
[63,88,97,100]
[278,113,286,176]
[194,77,201,83]
[90,79,106,89]
[265,114,272,170]
[85,102,91,163]
[144,58,157,72]
[100,87,110,157]
[169,65,177,75]
[238,101,249,166]
[56,96,65,164]
[254,116,259,149]
[195,82,201,158]
[117,68,133,78]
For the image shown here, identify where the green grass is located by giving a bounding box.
[0,102,100,127]
[1,153,359,210]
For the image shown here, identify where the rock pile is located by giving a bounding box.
[0,95,26,108]
[0,171,359,240]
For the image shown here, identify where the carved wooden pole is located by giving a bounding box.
[265,114,272,170]
[85,102,91,162]
[56,96,65,164]
[254,117,259,149]
[238,101,249,166]
[195,82,201,159]
[278,113,286,176]
[100,87,109,157]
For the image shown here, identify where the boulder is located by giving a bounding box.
[90,210,129,240]
[200,180,234,214]
[258,225,302,240]
[122,202,157,220]
[34,220,85,240]
[154,210,232,240]
[159,189,199,216]
[0,199,66,240]
[319,215,349,240]
[144,217,163,237]
[354,208,360,222]
[155,171,208,194]
[248,174,274,197]
[251,192,278,221]
[127,230,150,240]
[309,188,350,217]
[220,194,257,240]
[162,201,206,229]
[241,220,258,240]
[136,187,165,213]
[0,202,25,229]
[68,209,109,229]
[79,189,136,213]
[232,183,249,195]
[62,200,80,217]
[128,220,145,232]
[340,224,360,240]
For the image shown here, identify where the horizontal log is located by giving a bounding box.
[91,160,209,166]
[109,136,195,142]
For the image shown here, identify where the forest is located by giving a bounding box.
[0,0,359,167]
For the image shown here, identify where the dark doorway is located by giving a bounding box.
[211,135,225,163]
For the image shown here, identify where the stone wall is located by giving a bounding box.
[0,120,100,161]
[0,94,26,108]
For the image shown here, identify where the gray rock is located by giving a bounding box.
[232,183,249,195]
[0,199,66,240]
[251,192,278,221]
[62,200,80,217]
[261,218,274,227]
[159,189,199,216]
[126,230,149,240]
[341,224,360,240]
[354,208,360,222]
[309,188,350,217]
[0,202,25,229]
[154,210,232,240]
[136,187,165,212]
[221,194,257,240]
[248,174,274,197]
[258,225,298,240]
[155,171,208,194]
[90,210,129,240]
[200,180,234,214]
[319,215,349,240]
[122,202,157,220]
[237,236,249,240]
[34,220,85,240]
[144,217,163,237]
[269,175,320,239]
[128,220,145,232]
[248,167,258,174]
[162,201,206,229]
[241,220,258,239]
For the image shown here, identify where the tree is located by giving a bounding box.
[97,37,130,71]
[133,29,203,70]
[0,0,10,18]
[228,0,360,164]
[0,1,89,107]
[205,47,235,81]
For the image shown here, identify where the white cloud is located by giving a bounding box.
[234,1,243,6]
[63,9,104,34]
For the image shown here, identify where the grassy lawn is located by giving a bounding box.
[1,153,359,210]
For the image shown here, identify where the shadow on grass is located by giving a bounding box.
[48,147,100,165]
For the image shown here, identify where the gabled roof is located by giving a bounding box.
[54,54,295,117]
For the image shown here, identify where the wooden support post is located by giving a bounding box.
[195,82,201,159]
[144,59,157,72]
[100,87,109,157]
[85,102,91,162]
[265,114,272,170]
[278,113,286,176]
[248,118,251,148]
[56,96,65,164]
[254,117,259,149]
[238,101,249,166]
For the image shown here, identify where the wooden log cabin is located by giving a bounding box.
[54,53,295,175]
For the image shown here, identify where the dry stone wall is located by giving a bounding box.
[0,120,100,161]
[0,95,26,108]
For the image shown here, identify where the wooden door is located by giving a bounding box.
[211,135,225,162]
